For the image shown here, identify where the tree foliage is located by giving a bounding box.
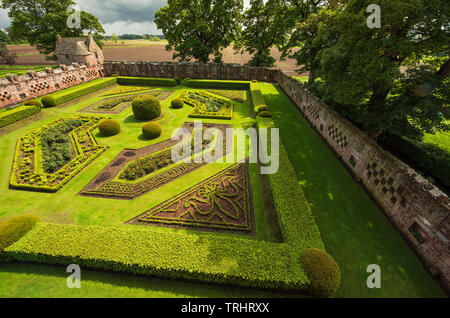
[283,0,450,139]
[155,0,244,63]
[235,0,292,67]
[2,0,105,60]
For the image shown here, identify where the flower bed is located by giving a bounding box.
[10,116,107,192]
[181,90,233,120]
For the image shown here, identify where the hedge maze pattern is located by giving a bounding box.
[80,123,231,199]
[79,90,173,114]
[181,90,234,120]
[127,162,253,234]
[10,116,107,192]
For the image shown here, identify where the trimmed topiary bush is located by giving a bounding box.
[258,110,272,118]
[99,119,121,137]
[132,95,161,120]
[41,96,57,108]
[142,122,162,140]
[171,98,184,109]
[301,248,341,297]
[24,100,42,108]
[257,105,269,113]
[252,79,258,83]
[0,215,41,262]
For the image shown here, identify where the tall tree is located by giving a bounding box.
[236,0,292,67]
[285,0,450,140]
[111,33,119,43]
[155,0,244,63]
[0,30,11,44]
[2,0,105,60]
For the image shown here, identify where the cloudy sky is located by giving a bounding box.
[0,0,251,36]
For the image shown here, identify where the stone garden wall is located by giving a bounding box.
[0,63,104,109]
[103,61,279,82]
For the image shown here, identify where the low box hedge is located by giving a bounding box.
[117,77,177,87]
[0,105,41,128]
[186,79,251,90]
[6,223,308,290]
[45,78,117,106]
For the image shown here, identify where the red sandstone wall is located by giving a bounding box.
[0,62,104,109]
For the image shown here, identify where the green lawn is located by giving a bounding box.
[255,82,446,298]
[423,120,450,153]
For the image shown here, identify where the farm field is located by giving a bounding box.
[7,41,302,76]
[0,78,445,298]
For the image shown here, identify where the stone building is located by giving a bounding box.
[55,34,104,66]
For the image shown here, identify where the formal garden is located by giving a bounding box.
[0,75,446,298]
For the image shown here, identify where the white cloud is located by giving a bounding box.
[103,21,160,36]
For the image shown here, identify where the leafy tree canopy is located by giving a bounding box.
[283,0,450,139]
[236,0,292,67]
[155,0,244,63]
[2,0,105,60]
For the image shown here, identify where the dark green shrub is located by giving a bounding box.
[142,122,162,140]
[257,105,269,113]
[24,100,42,108]
[252,79,258,83]
[41,96,57,108]
[171,98,184,109]
[132,95,161,120]
[258,110,272,118]
[174,77,182,85]
[186,79,250,90]
[301,248,341,297]
[0,215,41,262]
[99,119,121,137]
[0,105,40,128]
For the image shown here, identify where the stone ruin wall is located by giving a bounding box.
[3,59,448,291]
[0,63,104,109]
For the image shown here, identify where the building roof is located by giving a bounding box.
[55,36,93,56]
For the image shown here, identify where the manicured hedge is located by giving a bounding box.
[6,223,308,291]
[45,78,117,106]
[301,248,341,297]
[381,134,450,188]
[171,98,184,109]
[186,79,250,90]
[117,77,177,87]
[252,83,324,250]
[23,100,42,108]
[99,119,121,137]
[142,122,162,139]
[132,95,161,120]
[0,215,40,262]
[0,105,41,128]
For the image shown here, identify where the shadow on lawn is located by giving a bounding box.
[0,262,305,298]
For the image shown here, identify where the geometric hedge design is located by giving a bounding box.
[9,116,107,192]
[126,162,253,234]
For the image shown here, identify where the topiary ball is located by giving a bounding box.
[257,105,269,113]
[258,110,272,118]
[252,79,258,83]
[132,95,161,120]
[171,98,184,109]
[41,96,57,108]
[142,122,162,140]
[0,215,41,262]
[24,100,42,108]
[300,248,341,297]
[99,119,121,137]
